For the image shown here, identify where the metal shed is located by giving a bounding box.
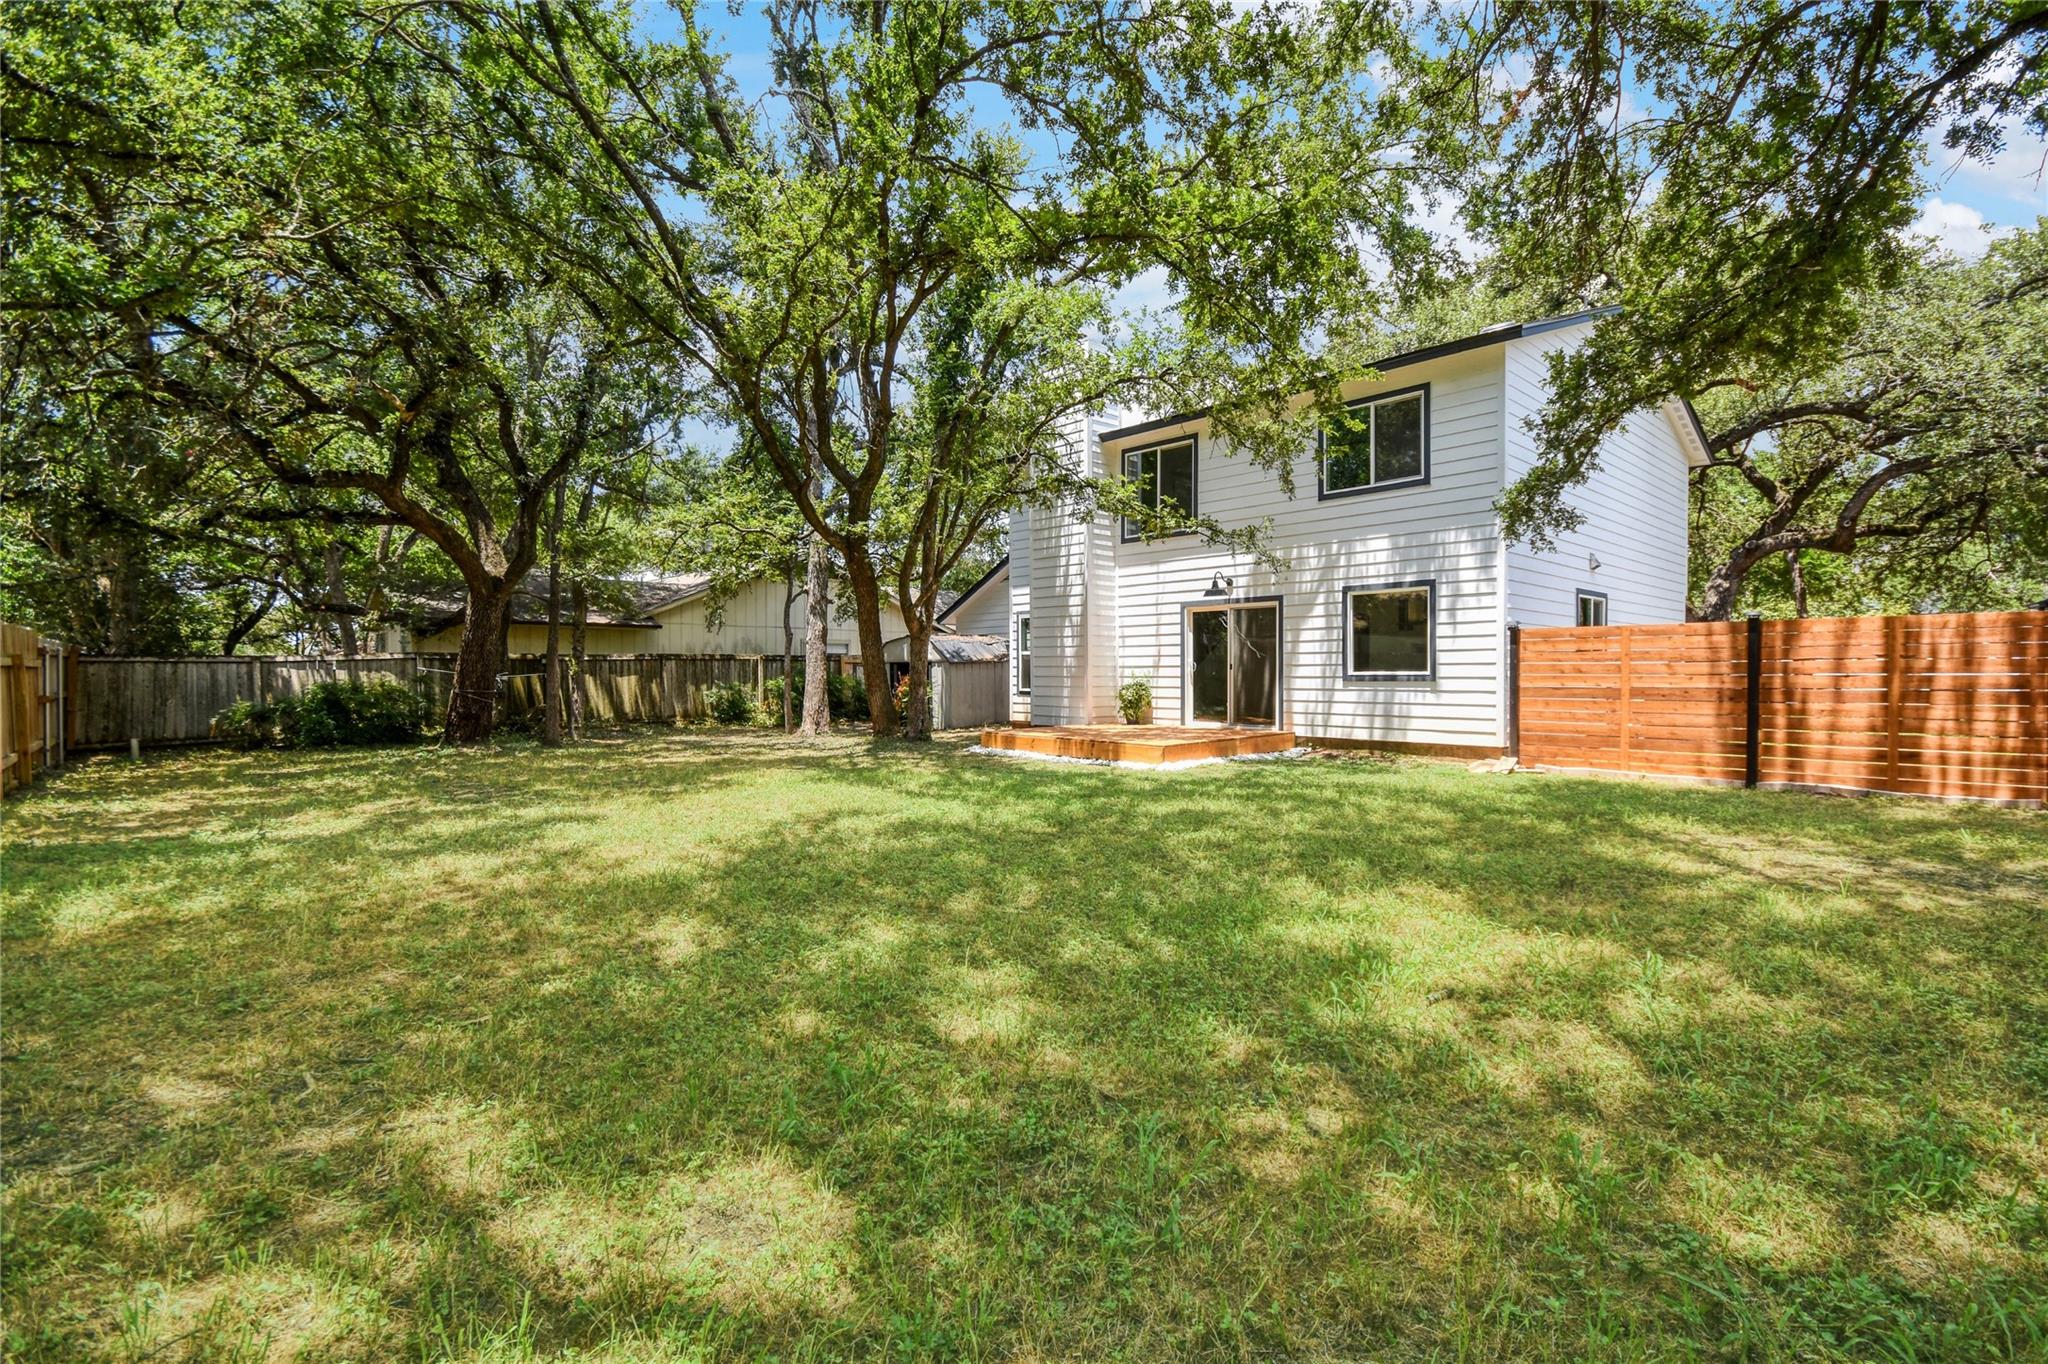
[882,632,1010,730]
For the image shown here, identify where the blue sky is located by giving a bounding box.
[652,3,2044,452]
[663,2,2044,258]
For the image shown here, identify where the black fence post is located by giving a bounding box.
[1505,621,1521,761]
[1744,612,1763,789]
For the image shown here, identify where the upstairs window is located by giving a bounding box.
[1120,438,1197,540]
[1576,590,1608,626]
[1344,581,1435,680]
[1321,386,1428,496]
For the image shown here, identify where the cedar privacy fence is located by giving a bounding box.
[1,621,70,794]
[68,652,813,749]
[1509,609,2047,805]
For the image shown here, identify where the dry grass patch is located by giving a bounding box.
[637,913,732,967]
[384,1097,529,1199]
[491,1153,854,1314]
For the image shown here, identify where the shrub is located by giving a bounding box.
[1118,676,1153,725]
[893,670,931,728]
[212,679,429,750]
[705,680,759,725]
[212,700,278,749]
[761,667,869,723]
[830,670,870,722]
[279,680,430,748]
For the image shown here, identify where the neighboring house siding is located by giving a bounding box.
[1111,348,1509,748]
[414,624,657,654]
[643,578,902,656]
[1501,331,1693,628]
[406,578,905,657]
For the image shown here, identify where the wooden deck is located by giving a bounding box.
[978,724,1297,765]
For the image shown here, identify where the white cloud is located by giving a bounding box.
[1111,265,1177,318]
[1904,196,2018,259]
[1921,113,2047,216]
[1414,194,1478,262]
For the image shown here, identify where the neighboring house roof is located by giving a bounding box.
[937,557,1009,625]
[1097,306,1624,449]
[402,573,711,631]
[885,632,1009,664]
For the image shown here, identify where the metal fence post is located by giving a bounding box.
[1504,621,1521,760]
[1744,612,1762,788]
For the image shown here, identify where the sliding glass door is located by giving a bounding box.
[1186,603,1281,728]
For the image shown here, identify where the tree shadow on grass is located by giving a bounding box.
[3,732,2043,1361]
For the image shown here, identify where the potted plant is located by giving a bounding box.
[1117,676,1153,725]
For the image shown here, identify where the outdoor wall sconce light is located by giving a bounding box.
[1587,553,1601,572]
[1204,573,1233,597]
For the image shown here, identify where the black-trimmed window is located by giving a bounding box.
[1120,437,1196,540]
[1320,386,1428,497]
[1343,580,1435,680]
[1576,590,1608,627]
[1015,616,1031,694]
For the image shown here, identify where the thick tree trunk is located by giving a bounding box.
[445,584,512,743]
[569,580,589,739]
[840,547,897,735]
[800,536,832,736]
[781,564,797,733]
[1785,549,1809,618]
[1697,539,1788,621]
[541,487,565,746]
[900,623,934,740]
[325,542,357,658]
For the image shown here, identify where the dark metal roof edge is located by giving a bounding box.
[936,555,1009,624]
[1097,307,1621,447]
[1680,397,1714,461]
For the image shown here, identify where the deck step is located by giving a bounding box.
[979,724,1296,765]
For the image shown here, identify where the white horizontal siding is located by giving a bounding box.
[1109,349,1509,748]
[1502,330,1691,627]
[1026,409,1121,725]
[946,567,1010,637]
[1006,513,1033,722]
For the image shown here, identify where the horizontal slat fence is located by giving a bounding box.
[73,653,804,748]
[1516,610,2047,804]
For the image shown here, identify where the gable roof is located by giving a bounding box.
[936,557,1009,626]
[1097,306,1622,449]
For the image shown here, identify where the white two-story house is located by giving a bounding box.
[940,309,1710,756]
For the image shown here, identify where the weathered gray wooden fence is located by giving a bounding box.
[73,653,801,748]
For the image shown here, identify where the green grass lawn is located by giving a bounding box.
[3,730,2045,1362]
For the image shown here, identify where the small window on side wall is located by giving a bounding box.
[1321,386,1428,496]
[1344,581,1434,680]
[1576,590,1608,627]
[1120,438,1197,540]
[1016,616,1031,694]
